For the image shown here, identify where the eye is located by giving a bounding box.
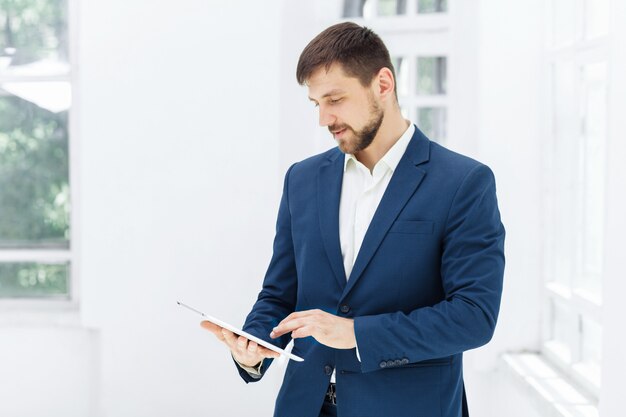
[329,98,343,104]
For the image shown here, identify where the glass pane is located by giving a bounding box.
[553,0,578,46]
[416,56,447,95]
[579,62,607,297]
[362,0,376,18]
[417,107,446,142]
[0,0,68,71]
[343,0,367,17]
[550,299,573,362]
[417,0,447,13]
[0,262,69,297]
[551,61,577,287]
[584,0,609,39]
[392,56,409,96]
[0,90,70,248]
[379,0,407,16]
[581,316,602,368]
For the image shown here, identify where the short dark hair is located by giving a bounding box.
[296,22,397,97]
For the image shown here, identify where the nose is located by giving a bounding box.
[318,105,335,127]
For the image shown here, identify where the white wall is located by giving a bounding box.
[79,0,285,416]
[2,1,285,416]
[469,0,545,362]
[441,1,545,415]
[0,323,99,417]
[600,0,626,415]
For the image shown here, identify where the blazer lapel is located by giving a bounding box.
[340,128,431,301]
[318,149,348,291]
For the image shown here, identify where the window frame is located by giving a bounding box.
[0,0,79,309]
[334,0,451,148]
[541,0,609,400]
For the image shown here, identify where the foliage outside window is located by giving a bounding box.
[0,0,71,298]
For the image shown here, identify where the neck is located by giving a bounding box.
[354,108,409,171]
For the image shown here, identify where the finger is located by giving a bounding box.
[247,341,258,354]
[257,346,280,358]
[291,325,315,339]
[277,309,319,327]
[271,318,306,339]
[221,328,239,349]
[236,335,249,352]
[200,321,226,341]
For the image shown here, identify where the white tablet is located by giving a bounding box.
[177,301,304,362]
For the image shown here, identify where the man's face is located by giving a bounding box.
[307,64,384,154]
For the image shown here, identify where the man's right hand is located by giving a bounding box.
[200,321,280,367]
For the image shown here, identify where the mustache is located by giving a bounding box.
[328,123,351,134]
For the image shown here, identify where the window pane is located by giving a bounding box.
[379,0,407,16]
[417,0,447,13]
[553,0,577,46]
[0,90,70,248]
[416,56,446,95]
[0,262,69,297]
[584,0,609,39]
[417,107,446,142]
[579,62,607,297]
[0,0,68,70]
[551,61,577,287]
[581,316,602,369]
[550,299,573,363]
[392,56,409,96]
[343,0,367,17]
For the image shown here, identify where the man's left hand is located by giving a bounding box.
[270,309,356,349]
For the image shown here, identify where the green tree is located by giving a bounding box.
[0,0,67,64]
[0,0,70,296]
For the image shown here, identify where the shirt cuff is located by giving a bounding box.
[233,355,263,378]
[355,340,361,362]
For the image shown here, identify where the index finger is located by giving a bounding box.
[271,317,307,339]
[277,309,320,326]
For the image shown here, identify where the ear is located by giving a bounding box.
[375,67,396,101]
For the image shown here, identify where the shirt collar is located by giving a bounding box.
[343,122,415,173]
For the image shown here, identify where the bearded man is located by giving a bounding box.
[203,22,505,417]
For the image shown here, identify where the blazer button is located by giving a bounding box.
[393,359,403,366]
[379,361,387,369]
[324,365,333,375]
[340,305,350,314]
[386,360,395,368]
[401,358,409,365]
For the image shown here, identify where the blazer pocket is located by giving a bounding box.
[388,220,434,234]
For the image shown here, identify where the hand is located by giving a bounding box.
[200,321,279,368]
[270,309,356,349]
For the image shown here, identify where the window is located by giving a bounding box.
[343,0,447,17]
[542,0,609,398]
[343,0,450,144]
[0,0,73,300]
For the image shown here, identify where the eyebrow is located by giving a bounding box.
[308,89,346,102]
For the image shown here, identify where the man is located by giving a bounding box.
[202,22,505,417]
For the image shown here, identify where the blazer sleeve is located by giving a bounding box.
[353,163,506,373]
[235,163,299,383]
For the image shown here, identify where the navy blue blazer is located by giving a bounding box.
[236,126,505,417]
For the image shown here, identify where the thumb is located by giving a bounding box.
[200,321,225,341]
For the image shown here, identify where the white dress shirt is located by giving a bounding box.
[329,122,415,382]
[239,122,415,382]
[339,122,415,281]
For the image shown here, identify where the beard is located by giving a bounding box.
[329,96,384,155]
